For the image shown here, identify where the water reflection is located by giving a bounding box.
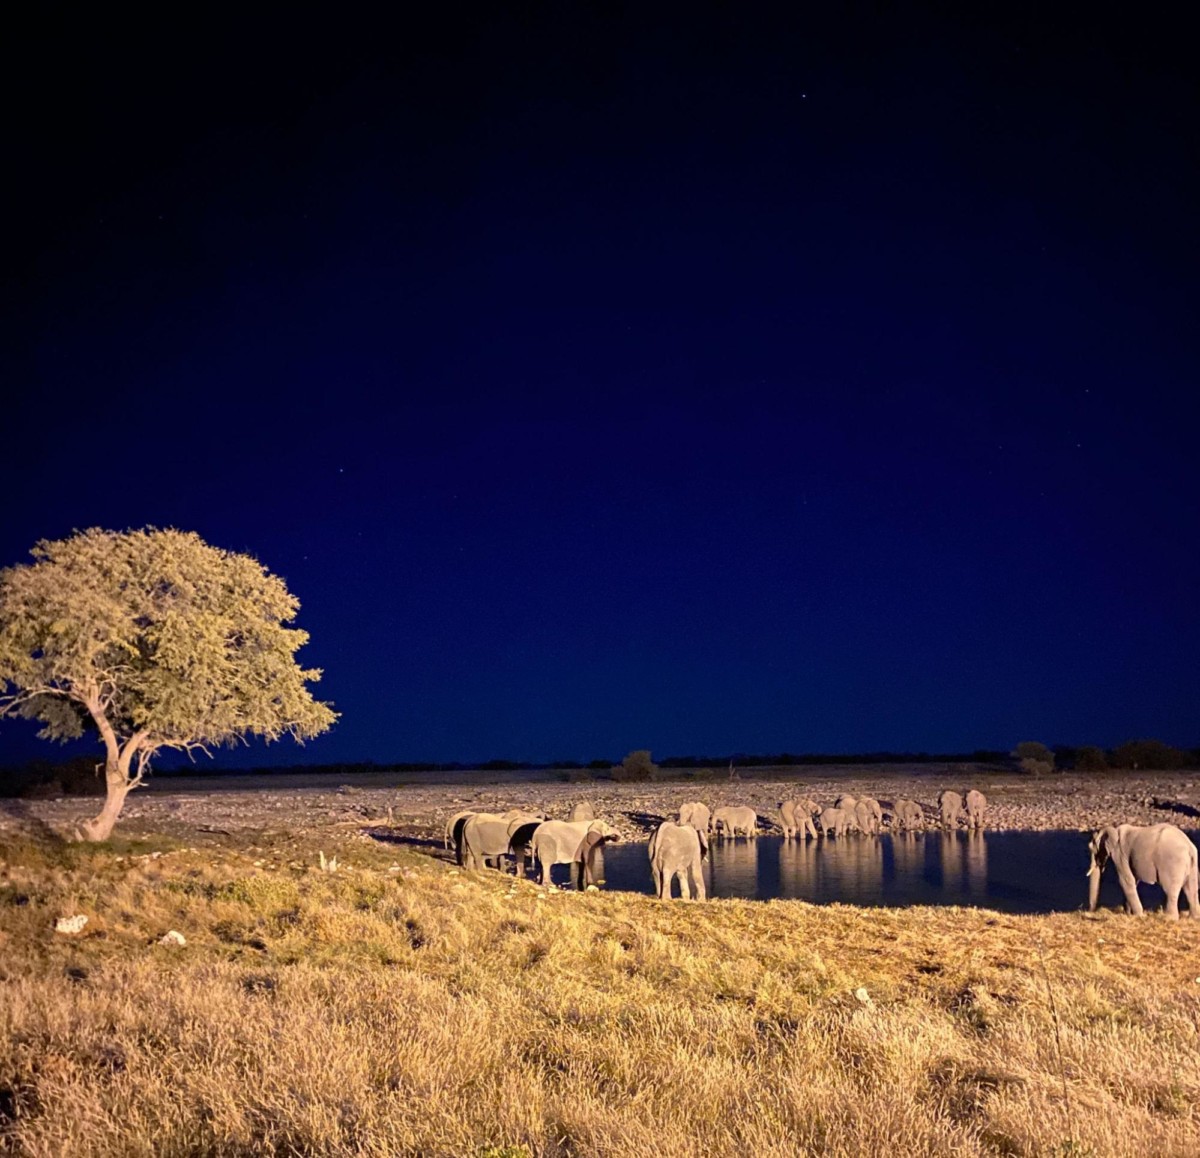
[599,830,1182,915]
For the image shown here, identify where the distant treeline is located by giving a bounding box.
[2,741,1197,798]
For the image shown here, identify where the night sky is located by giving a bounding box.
[3,5,1197,766]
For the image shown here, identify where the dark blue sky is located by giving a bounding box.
[3,5,1197,765]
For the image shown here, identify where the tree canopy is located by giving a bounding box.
[1013,740,1054,776]
[0,527,337,838]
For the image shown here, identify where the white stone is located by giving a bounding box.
[55,915,88,935]
[159,930,187,946]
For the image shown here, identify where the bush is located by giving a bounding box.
[1013,741,1054,775]
[1075,746,1108,772]
[553,768,595,783]
[2,757,106,799]
[611,749,660,782]
[1018,758,1054,776]
[1110,739,1187,771]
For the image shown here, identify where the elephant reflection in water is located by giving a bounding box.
[707,835,759,895]
[776,834,820,899]
[777,829,884,901]
[890,831,925,880]
[938,830,988,900]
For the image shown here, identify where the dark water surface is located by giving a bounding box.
[598,831,1196,915]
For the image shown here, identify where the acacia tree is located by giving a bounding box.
[0,528,337,840]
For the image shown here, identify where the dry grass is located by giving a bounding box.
[2,824,1199,1157]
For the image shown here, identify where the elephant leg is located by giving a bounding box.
[1117,869,1144,915]
[652,865,664,898]
[1164,884,1181,920]
[691,863,707,902]
[678,868,691,900]
[1186,869,1200,918]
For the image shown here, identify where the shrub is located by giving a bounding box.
[1110,739,1187,771]
[1075,746,1108,772]
[1019,759,1054,776]
[611,749,659,782]
[1013,741,1054,775]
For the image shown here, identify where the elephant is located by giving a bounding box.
[819,806,853,837]
[853,799,880,835]
[893,799,924,831]
[529,819,621,888]
[568,801,595,822]
[1087,823,1199,919]
[712,805,758,838]
[444,809,477,864]
[938,790,965,829]
[504,815,547,878]
[648,821,708,900]
[461,812,543,874]
[777,799,818,840]
[835,794,858,812]
[445,808,536,866]
[859,796,883,828]
[678,801,712,833]
[964,789,987,830]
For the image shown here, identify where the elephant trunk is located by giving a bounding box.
[1087,859,1102,911]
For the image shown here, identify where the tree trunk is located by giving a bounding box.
[78,762,132,842]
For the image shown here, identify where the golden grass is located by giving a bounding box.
[2,825,1199,1157]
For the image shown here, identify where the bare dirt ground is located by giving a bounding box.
[5,765,1198,847]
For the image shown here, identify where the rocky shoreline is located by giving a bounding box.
[4,767,1198,846]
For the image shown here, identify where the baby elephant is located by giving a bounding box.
[649,821,708,900]
[893,799,924,831]
[1087,823,1199,919]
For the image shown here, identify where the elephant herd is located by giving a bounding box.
[444,804,621,889]
[442,788,990,899]
[444,797,1200,918]
[775,788,988,840]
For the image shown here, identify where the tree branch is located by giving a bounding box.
[0,682,67,715]
[127,746,153,791]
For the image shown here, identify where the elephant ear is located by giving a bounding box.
[575,830,607,888]
[698,829,709,859]
[508,820,539,851]
[575,829,605,861]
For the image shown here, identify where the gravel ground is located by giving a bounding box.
[4,766,1199,846]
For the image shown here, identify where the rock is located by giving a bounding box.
[854,986,873,1006]
[159,930,187,946]
[55,915,88,935]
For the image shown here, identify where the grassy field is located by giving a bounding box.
[2,823,1199,1157]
